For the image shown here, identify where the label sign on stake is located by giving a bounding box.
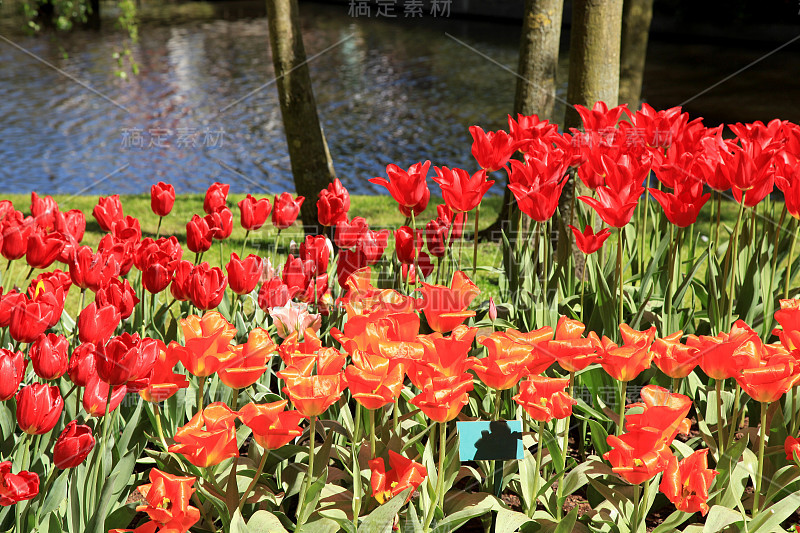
[456,420,523,461]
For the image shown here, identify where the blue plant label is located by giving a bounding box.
[456,420,523,461]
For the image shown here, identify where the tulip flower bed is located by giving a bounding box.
[2,103,800,533]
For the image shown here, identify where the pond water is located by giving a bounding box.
[1,1,798,196]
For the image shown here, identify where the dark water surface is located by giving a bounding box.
[1,2,798,195]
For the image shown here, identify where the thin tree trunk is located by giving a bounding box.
[480,0,564,242]
[86,0,101,30]
[560,0,624,274]
[619,0,654,108]
[267,0,336,236]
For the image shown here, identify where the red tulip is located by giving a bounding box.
[785,435,800,462]
[9,295,55,344]
[649,180,711,228]
[226,253,263,295]
[95,278,139,320]
[0,462,39,506]
[16,383,63,435]
[78,302,121,345]
[578,155,647,228]
[189,262,228,310]
[299,235,330,275]
[54,209,86,263]
[29,270,70,329]
[203,182,230,214]
[67,342,98,387]
[369,161,431,217]
[83,375,127,417]
[317,178,350,226]
[111,215,142,244]
[93,195,124,232]
[150,181,175,217]
[568,225,612,255]
[257,278,291,310]
[433,166,494,214]
[95,333,159,387]
[29,333,69,380]
[395,226,423,264]
[575,101,629,134]
[69,246,120,292]
[205,207,233,241]
[513,376,576,422]
[469,125,519,172]
[1,212,33,260]
[508,158,570,223]
[335,216,368,249]
[31,192,59,231]
[424,216,450,258]
[186,215,214,254]
[604,428,672,485]
[238,194,272,231]
[0,349,25,401]
[170,260,195,302]
[53,420,95,469]
[97,233,134,276]
[0,290,24,329]
[25,229,64,269]
[272,192,305,230]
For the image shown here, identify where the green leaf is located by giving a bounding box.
[494,508,532,533]
[230,509,291,533]
[358,488,411,533]
[298,517,340,533]
[434,491,502,533]
[748,490,800,532]
[554,507,578,533]
[702,505,743,533]
[651,510,695,533]
[38,470,69,520]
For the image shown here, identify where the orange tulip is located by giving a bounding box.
[174,312,237,377]
[659,449,717,516]
[238,400,305,450]
[139,340,190,403]
[686,320,761,380]
[135,468,200,533]
[535,316,599,373]
[417,270,479,333]
[345,351,406,410]
[280,372,345,417]
[169,403,239,467]
[218,328,276,389]
[604,428,673,485]
[735,354,800,403]
[278,328,323,362]
[624,385,692,446]
[513,376,576,422]
[408,325,476,387]
[409,374,473,422]
[596,325,656,382]
[651,331,699,379]
[784,435,800,461]
[369,450,427,504]
[485,326,555,376]
[337,267,416,318]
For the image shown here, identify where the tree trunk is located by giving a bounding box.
[560,0,624,275]
[86,0,101,30]
[266,0,336,236]
[618,0,654,108]
[480,0,564,242]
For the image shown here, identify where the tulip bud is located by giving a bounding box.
[489,297,498,322]
[29,333,69,380]
[92,195,123,233]
[238,195,271,231]
[0,348,25,401]
[150,181,176,217]
[226,253,264,295]
[53,420,95,469]
[16,383,64,435]
[78,302,121,345]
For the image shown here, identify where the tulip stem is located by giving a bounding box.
[297,415,317,529]
[353,403,362,445]
[753,402,769,516]
[393,399,400,433]
[580,257,587,323]
[32,467,60,523]
[556,372,575,520]
[472,206,480,278]
[617,380,627,436]
[241,230,250,257]
[369,408,376,458]
[155,216,163,239]
[725,201,746,330]
[528,419,544,517]
[437,422,447,510]
[411,210,421,284]
[631,482,641,533]
[238,447,269,512]
[197,377,205,412]
[786,228,798,300]
[154,404,169,451]
[617,228,624,327]
[493,388,502,421]
[715,380,726,456]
